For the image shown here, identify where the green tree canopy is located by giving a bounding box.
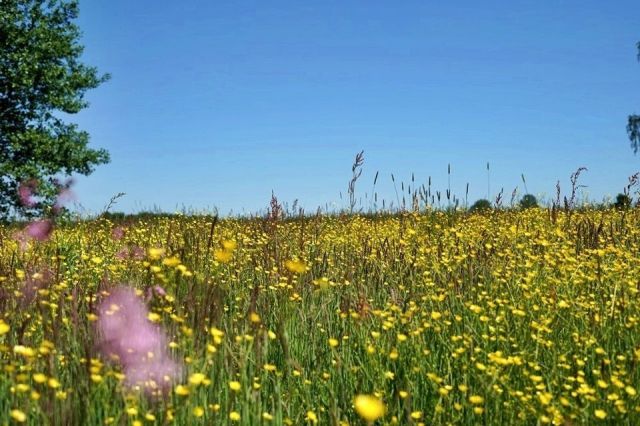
[469,199,492,213]
[629,41,640,154]
[0,0,109,217]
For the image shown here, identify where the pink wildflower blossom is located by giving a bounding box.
[96,287,180,393]
[18,180,37,207]
[25,219,53,241]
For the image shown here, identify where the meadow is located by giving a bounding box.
[0,206,639,425]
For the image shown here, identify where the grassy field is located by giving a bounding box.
[0,207,639,425]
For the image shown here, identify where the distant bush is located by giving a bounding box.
[470,199,492,212]
[614,193,632,210]
[100,211,126,221]
[519,194,538,209]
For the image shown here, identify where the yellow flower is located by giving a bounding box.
[47,378,61,389]
[410,411,423,420]
[162,256,181,267]
[222,240,237,250]
[0,320,10,335]
[305,411,318,423]
[193,406,204,417]
[13,345,35,357]
[594,409,607,419]
[285,259,307,273]
[229,381,241,391]
[189,373,206,386]
[328,338,339,348]
[175,385,189,396]
[214,249,233,263]
[229,411,241,421]
[354,395,385,422]
[33,373,47,383]
[10,409,27,423]
[148,248,165,260]
[538,392,552,406]
[469,395,484,405]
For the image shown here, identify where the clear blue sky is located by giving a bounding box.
[71,0,640,215]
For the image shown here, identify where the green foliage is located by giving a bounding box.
[628,42,640,153]
[519,194,538,209]
[469,198,492,212]
[614,193,632,210]
[0,0,109,217]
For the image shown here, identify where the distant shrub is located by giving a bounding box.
[101,211,126,221]
[519,194,538,209]
[470,199,492,212]
[614,193,632,210]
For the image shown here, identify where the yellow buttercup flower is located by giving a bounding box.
[189,373,206,386]
[285,259,307,273]
[10,409,27,423]
[354,395,385,422]
[0,320,10,335]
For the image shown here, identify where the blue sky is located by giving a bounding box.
[71,0,640,215]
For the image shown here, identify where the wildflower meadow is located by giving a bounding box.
[0,204,639,425]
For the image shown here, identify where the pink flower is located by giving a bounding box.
[145,285,167,302]
[52,178,75,213]
[130,246,145,261]
[25,219,53,241]
[13,231,29,251]
[115,248,129,260]
[111,226,126,241]
[96,287,180,393]
[18,180,37,207]
[153,285,166,297]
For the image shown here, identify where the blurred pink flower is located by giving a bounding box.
[25,219,53,241]
[153,285,166,297]
[145,285,167,302]
[130,246,145,260]
[96,287,180,393]
[20,267,53,306]
[111,226,126,240]
[18,180,37,207]
[115,245,145,261]
[115,248,129,260]
[13,230,29,251]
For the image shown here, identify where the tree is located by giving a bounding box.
[519,194,538,209]
[0,0,109,217]
[629,42,640,154]
[614,193,631,210]
[469,199,492,213]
